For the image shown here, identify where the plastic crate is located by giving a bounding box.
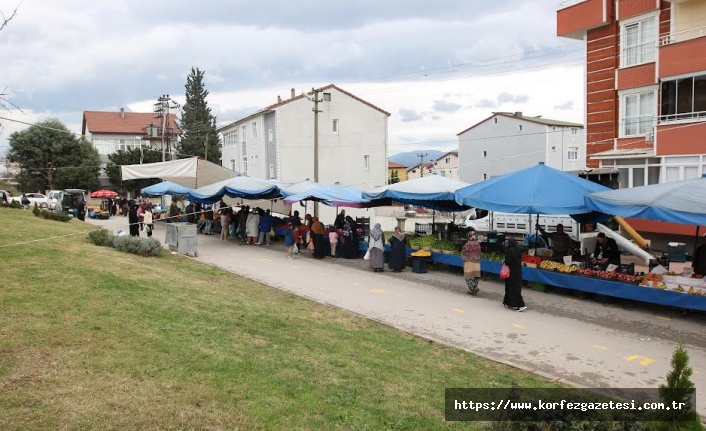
[412,257,428,273]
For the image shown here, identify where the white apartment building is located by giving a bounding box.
[218,84,390,222]
[457,112,585,183]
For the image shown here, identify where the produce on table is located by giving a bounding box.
[411,250,431,257]
[521,254,543,265]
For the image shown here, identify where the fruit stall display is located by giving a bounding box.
[408,235,461,254]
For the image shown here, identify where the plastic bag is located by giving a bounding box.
[363,249,370,261]
[500,263,510,279]
[292,243,299,254]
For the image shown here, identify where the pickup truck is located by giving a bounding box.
[10,192,48,208]
[463,207,598,254]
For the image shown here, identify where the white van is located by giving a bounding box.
[47,190,62,210]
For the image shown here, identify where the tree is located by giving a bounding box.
[7,119,100,192]
[389,170,400,185]
[179,67,221,163]
[653,344,703,430]
[105,148,162,195]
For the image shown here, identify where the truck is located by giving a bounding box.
[463,208,599,255]
[54,189,87,215]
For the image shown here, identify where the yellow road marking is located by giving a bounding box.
[625,355,655,366]
[395,294,404,297]
[317,273,326,276]
[351,282,360,286]
[592,345,608,351]
[694,369,700,375]
[258,258,271,262]
[512,324,523,329]
[656,316,672,321]
[370,289,385,294]
[453,308,464,313]
[291,266,299,269]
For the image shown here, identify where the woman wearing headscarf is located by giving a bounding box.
[461,230,481,295]
[310,216,326,259]
[368,223,385,272]
[128,201,140,237]
[503,238,526,311]
[246,207,260,244]
[340,216,358,259]
[388,226,406,272]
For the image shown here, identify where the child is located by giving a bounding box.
[328,225,339,258]
[284,222,296,259]
[143,205,154,238]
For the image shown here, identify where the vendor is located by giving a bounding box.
[693,242,706,276]
[535,223,573,259]
[592,232,621,269]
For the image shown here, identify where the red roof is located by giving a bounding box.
[387,161,407,168]
[82,111,180,135]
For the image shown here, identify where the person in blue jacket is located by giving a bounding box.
[284,222,296,258]
[257,209,274,245]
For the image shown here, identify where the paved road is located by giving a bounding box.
[88,217,706,415]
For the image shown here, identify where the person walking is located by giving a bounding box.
[128,201,140,237]
[503,238,526,311]
[77,197,86,221]
[169,200,180,223]
[284,222,296,259]
[368,223,385,272]
[388,226,406,272]
[461,230,481,295]
[218,201,230,241]
[328,226,339,258]
[143,204,154,238]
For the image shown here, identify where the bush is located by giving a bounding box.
[87,229,112,246]
[35,209,71,222]
[32,203,40,216]
[0,201,23,209]
[111,236,162,256]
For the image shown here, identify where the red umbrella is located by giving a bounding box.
[90,189,118,199]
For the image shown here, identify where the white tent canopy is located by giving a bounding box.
[120,157,236,188]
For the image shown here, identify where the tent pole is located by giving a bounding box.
[694,226,700,258]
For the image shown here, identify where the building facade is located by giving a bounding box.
[218,84,390,222]
[406,162,434,181]
[82,109,180,187]
[557,0,706,235]
[387,161,408,183]
[457,112,585,183]
[434,151,460,180]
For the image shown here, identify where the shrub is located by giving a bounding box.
[87,229,112,246]
[0,201,23,209]
[35,209,71,222]
[32,203,40,216]
[111,236,162,256]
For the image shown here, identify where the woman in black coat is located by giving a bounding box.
[340,216,358,259]
[388,226,406,272]
[503,238,526,311]
[128,202,140,237]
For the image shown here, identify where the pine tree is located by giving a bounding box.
[179,67,221,163]
[653,344,703,430]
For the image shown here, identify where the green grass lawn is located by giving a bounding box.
[0,207,560,430]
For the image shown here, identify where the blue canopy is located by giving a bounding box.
[283,183,370,208]
[362,175,471,211]
[278,179,321,197]
[141,181,192,196]
[454,162,611,215]
[188,176,282,204]
[585,174,706,226]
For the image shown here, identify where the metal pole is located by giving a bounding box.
[312,88,322,217]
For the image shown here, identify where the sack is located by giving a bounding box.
[363,249,371,261]
[269,228,275,239]
[292,243,299,254]
[500,263,511,279]
[309,241,315,251]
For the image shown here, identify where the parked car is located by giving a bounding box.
[10,192,48,208]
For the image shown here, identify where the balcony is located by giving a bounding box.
[557,0,613,39]
[656,122,706,156]
[658,28,706,78]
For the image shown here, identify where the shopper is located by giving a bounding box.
[388,226,406,272]
[503,238,526,311]
[461,230,481,295]
[368,223,385,272]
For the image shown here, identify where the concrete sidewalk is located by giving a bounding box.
[87,216,706,415]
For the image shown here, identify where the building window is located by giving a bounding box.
[363,155,370,170]
[252,122,258,138]
[323,92,331,101]
[661,74,706,121]
[622,90,655,136]
[567,147,579,161]
[268,129,274,143]
[621,16,656,68]
[229,159,236,171]
[241,126,246,143]
[483,150,487,158]
[483,173,487,180]
[441,170,446,177]
[493,118,498,124]
[518,125,523,132]
[445,157,450,164]
[241,141,247,157]
[269,164,275,179]
[571,128,578,135]
[242,157,248,174]
[333,119,339,133]
[234,129,239,145]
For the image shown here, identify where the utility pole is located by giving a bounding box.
[311,88,323,217]
[417,152,427,178]
[153,95,180,162]
[204,135,208,162]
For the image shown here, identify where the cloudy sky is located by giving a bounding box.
[0,0,585,157]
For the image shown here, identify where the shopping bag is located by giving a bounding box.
[292,243,299,254]
[500,263,511,279]
[309,241,315,251]
[363,249,371,261]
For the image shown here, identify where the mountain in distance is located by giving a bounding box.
[389,150,445,167]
